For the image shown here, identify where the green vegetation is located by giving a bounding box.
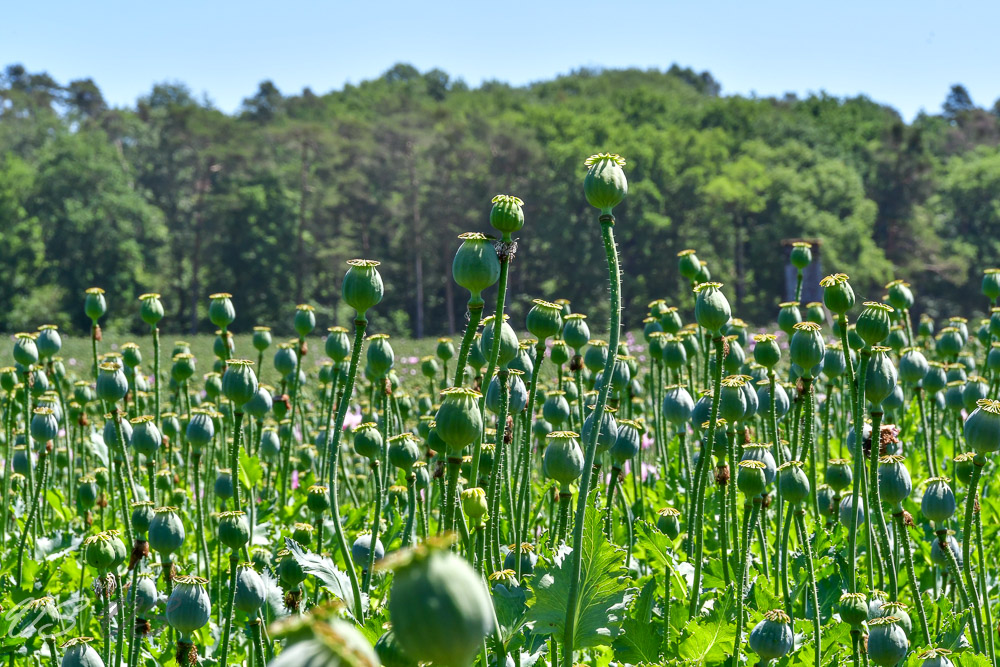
[2,64,998,336]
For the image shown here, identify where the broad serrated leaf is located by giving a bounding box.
[285,537,367,619]
[261,569,290,620]
[238,449,264,489]
[525,504,635,649]
[492,583,528,644]
[613,577,662,664]
[678,585,736,664]
[86,430,108,466]
[635,521,689,598]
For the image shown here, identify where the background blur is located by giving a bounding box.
[3,0,1000,336]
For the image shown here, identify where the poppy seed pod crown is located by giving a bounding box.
[208,292,236,329]
[84,287,107,322]
[790,241,812,270]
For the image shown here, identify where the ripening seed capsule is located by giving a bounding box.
[84,287,107,322]
[342,259,384,316]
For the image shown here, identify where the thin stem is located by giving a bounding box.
[563,218,621,667]
[893,511,930,645]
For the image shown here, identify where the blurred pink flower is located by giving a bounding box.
[292,470,300,490]
[641,433,654,450]
[343,408,363,431]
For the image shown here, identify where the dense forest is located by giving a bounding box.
[1,62,998,336]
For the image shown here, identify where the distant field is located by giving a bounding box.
[0,332,443,383]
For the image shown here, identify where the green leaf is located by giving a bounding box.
[525,505,635,649]
[613,577,662,664]
[677,585,735,664]
[492,582,528,644]
[635,521,689,600]
[238,449,264,489]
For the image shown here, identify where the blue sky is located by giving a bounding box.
[3,0,999,120]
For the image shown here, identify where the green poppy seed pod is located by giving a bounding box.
[549,339,570,367]
[268,347,294,382]
[696,264,712,286]
[748,609,794,661]
[610,420,641,467]
[661,335,688,369]
[35,325,62,360]
[341,259,384,316]
[583,153,628,214]
[149,507,185,556]
[13,333,38,368]
[921,477,956,523]
[865,347,898,407]
[885,326,907,352]
[673,250,699,282]
[503,544,537,575]
[722,339,745,373]
[839,592,869,627]
[222,359,258,407]
[821,345,846,380]
[275,549,306,588]
[374,628,417,667]
[170,353,196,383]
[825,459,853,492]
[0,366,17,393]
[218,511,250,551]
[245,385,273,419]
[582,407,618,455]
[867,617,909,667]
[774,302,801,337]
[226,564,265,616]
[608,355,632,394]
[778,461,809,504]
[540,431,585,490]
[737,460,768,497]
[877,455,912,508]
[434,388,483,455]
[137,292,164,327]
[804,301,826,325]
[885,280,914,311]
[388,546,493,667]
[789,322,825,375]
[480,315,520,367]
[642,317,663,344]
[207,292,236,330]
[119,342,141,369]
[919,648,956,667]
[694,282,731,334]
[526,299,563,341]
[935,327,964,358]
[84,533,117,571]
[856,302,894,347]
[726,318,749,346]
[129,415,161,457]
[166,574,211,638]
[542,391,571,427]
[583,340,609,375]
[30,406,58,443]
[964,399,1000,454]
[84,287,107,322]
[820,273,855,315]
[752,334,781,369]
[984,268,1000,301]
[435,339,455,364]
[661,385,694,425]
[60,637,104,667]
[507,345,533,377]
[899,347,929,385]
[185,410,215,450]
[461,487,489,522]
[78,476,99,509]
[660,306,683,334]
[741,444,777,485]
[489,194,524,237]
[452,232,501,304]
[923,363,947,395]
[950,317,970,344]
[417,356,437,380]
[962,376,989,412]
[130,500,154,535]
[96,363,128,403]
[562,314,591,352]
[388,433,421,473]
[353,422,384,460]
[361,334,393,379]
[790,242,812,270]
[655,507,681,539]
[718,376,748,423]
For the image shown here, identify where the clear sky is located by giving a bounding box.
[3,0,999,120]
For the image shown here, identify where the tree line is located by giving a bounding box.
[1,62,998,336]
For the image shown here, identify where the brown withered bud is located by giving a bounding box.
[570,355,584,372]
[715,464,730,486]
